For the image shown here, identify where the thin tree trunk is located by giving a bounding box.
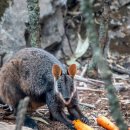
[26,0,41,47]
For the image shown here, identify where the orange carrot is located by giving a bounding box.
[97,116,119,130]
[73,119,94,130]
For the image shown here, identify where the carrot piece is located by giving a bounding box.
[73,119,94,130]
[97,116,119,130]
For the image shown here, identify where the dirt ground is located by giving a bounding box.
[0,80,129,130]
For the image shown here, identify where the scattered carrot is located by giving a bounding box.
[72,119,94,130]
[96,116,119,130]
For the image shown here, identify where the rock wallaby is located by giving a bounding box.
[0,48,89,130]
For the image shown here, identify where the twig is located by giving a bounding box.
[95,98,108,105]
[112,74,129,80]
[31,116,49,125]
[110,64,130,75]
[120,100,130,104]
[15,97,30,130]
[75,75,105,85]
[80,64,88,77]
[79,102,96,109]
[36,108,49,116]
[67,11,82,16]
[77,87,104,92]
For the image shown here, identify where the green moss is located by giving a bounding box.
[0,0,11,20]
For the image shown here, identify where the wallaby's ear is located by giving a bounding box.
[52,64,62,80]
[68,64,77,78]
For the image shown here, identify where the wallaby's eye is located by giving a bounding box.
[57,82,62,90]
[58,85,61,89]
[58,86,62,92]
[71,85,73,88]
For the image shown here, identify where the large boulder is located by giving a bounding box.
[0,0,66,66]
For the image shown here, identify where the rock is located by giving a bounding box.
[118,0,130,6]
[0,0,10,20]
[108,2,130,55]
[41,8,65,53]
[0,122,33,130]
[0,0,28,64]
[0,0,66,65]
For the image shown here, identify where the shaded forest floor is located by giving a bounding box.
[0,73,129,130]
[38,83,130,130]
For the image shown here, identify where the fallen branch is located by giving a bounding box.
[80,64,88,77]
[77,87,104,92]
[79,102,96,109]
[112,74,129,80]
[36,108,49,116]
[110,64,130,76]
[120,100,130,104]
[75,75,105,85]
[31,116,49,125]
[67,11,82,16]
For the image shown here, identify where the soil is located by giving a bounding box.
[0,83,129,130]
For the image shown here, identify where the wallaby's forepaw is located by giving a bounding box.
[81,116,89,124]
[49,114,57,121]
[0,104,13,112]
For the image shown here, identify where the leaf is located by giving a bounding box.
[31,116,49,125]
[67,34,89,66]
[75,34,89,58]
[66,59,80,67]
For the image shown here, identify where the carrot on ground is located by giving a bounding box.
[96,116,119,130]
[72,119,94,130]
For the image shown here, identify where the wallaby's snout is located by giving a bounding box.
[64,98,70,102]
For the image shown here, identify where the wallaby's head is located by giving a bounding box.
[52,64,77,105]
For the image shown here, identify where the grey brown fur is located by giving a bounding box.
[0,48,88,130]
